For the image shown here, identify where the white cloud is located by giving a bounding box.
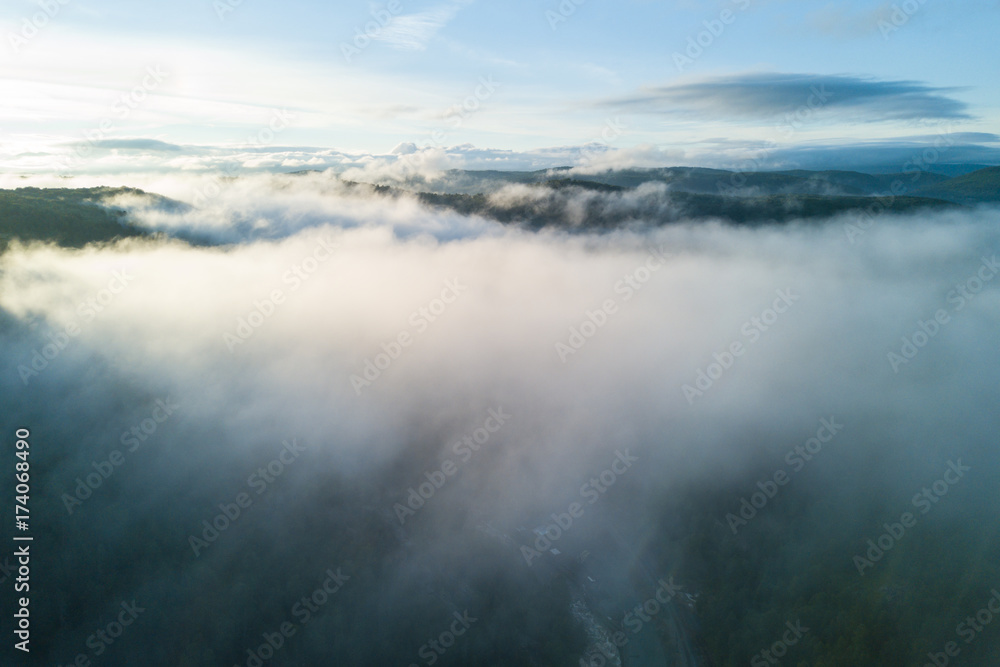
[373,0,472,51]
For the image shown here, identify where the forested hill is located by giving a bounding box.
[0,187,152,249]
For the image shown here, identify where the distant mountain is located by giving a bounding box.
[668,192,956,225]
[565,167,954,197]
[771,169,952,195]
[415,186,959,230]
[361,166,958,199]
[2,174,973,249]
[911,166,1000,204]
[542,178,625,193]
[863,163,997,177]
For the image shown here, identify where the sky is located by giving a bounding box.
[1,0,999,174]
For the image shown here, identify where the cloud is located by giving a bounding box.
[568,144,687,174]
[339,146,458,186]
[603,73,972,122]
[719,135,1000,173]
[2,175,1000,664]
[373,0,473,51]
[4,131,1000,188]
[68,138,185,152]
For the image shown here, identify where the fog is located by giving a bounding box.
[2,173,999,666]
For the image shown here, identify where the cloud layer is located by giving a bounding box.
[604,73,972,122]
[1,175,999,665]
[5,132,998,182]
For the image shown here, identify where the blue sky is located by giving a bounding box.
[1,0,998,173]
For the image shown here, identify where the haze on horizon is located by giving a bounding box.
[1,0,999,177]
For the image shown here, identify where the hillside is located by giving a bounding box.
[415,186,959,230]
[380,166,958,198]
[911,166,1000,204]
[0,187,152,249]
[2,181,966,249]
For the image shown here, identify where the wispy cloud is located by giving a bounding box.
[602,73,972,123]
[6,133,1000,181]
[373,0,472,51]
[68,138,184,152]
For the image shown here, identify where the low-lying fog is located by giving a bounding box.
[2,171,998,666]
